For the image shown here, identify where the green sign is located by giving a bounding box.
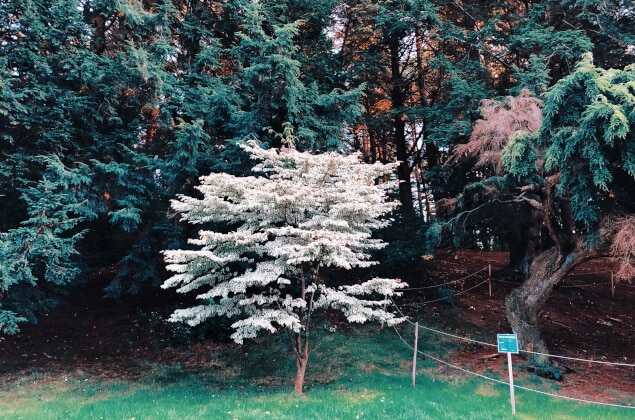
[497,333,519,354]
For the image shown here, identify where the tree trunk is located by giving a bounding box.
[293,267,311,394]
[389,37,414,213]
[293,351,308,394]
[505,202,542,278]
[505,246,589,363]
[506,227,533,277]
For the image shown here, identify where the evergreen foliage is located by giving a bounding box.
[0,0,362,326]
[441,52,635,358]
[331,0,491,212]
[0,156,96,333]
[228,0,364,151]
[510,53,635,231]
[0,0,633,342]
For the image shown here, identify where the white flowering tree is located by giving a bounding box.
[162,141,407,393]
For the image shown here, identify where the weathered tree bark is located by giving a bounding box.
[505,245,590,363]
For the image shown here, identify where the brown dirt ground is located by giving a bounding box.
[403,250,635,406]
[0,251,633,405]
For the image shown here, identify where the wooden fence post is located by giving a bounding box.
[488,264,492,297]
[412,322,419,387]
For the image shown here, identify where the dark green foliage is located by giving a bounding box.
[511,55,552,96]
[435,285,455,305]
[1,0,633,336]
[502,132,540,180]
[335,0,489,212]
[522,361,566,380]
[0,0,211,327]
[464,0,634,95]
[538,54,635,229]
[227,0,364,151]
[0,156,96,333]
[424,222,444,255]
[0,0,364,331]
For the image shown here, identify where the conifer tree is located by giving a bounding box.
[162,141,406,393]
[228,0,364,151]
[502,54,635,359]
[461,0,634,92]
[333,0,488,215]
[0,0,105,332]
[1,0,367,325]
[444,54,635,360]
[445,89,544,273]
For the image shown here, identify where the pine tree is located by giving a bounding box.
[162,141,407,393]
[228,0,364,151]
[0,0,104,332]
[0,156,96,333]
[0,0,186,307]
[464,0,635,92]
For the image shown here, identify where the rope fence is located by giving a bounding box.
[391,325,635,410]
[390,296,635,368]
[386,257,635,410]
[405,279,491,305]
[401,261,632,308]
[400,266,489,291]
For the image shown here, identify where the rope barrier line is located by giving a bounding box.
[390,297,497,348]
[399,279,489,305]
[490,278,521,285]
[391,326,635,410]
[391,261,635,367]
[401,280,468,291]
[557,282,613,289]
[418,322,497,348]
[410,279,490,305]
[401,266,488,291]
[518,349,635,367]
[389,297,635,368]
[566,271,614,276]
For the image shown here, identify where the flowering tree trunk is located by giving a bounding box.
[293,266,312,394]
[294,334,309,394]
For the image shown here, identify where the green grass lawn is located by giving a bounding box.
[0,325,632,419]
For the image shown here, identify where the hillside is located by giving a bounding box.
[0,251,633,404]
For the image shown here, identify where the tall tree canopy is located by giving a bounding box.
[332,0,489,214]
[1,0,633,351]
[0,0,362,333]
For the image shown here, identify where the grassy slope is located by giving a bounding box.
[0,325,632,419]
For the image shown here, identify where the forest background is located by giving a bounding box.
[1,0,634,376]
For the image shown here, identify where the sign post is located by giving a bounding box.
[497,333,519,415]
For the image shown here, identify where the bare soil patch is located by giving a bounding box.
[402,250,635,405]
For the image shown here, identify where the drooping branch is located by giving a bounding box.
[450,89,543,175]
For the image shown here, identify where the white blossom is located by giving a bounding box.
[162,141,406,345]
